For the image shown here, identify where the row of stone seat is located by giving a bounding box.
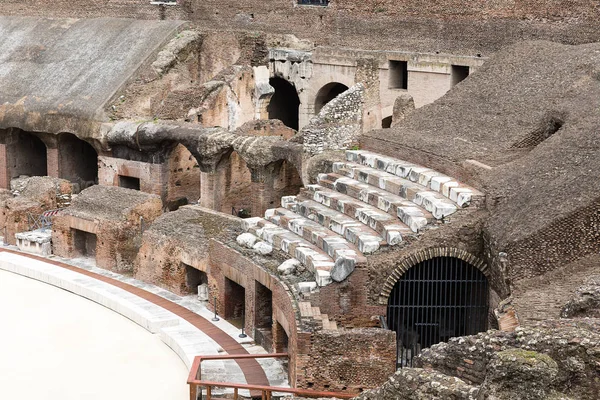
[242,150,482,287]
[345,150,483,208]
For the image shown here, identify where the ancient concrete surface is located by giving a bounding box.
[0,16,184,136]
[561,274,600,319]
[481,349,559,400]
[52,185,162,272]
[355,368,478,400]
[414,321,600,399]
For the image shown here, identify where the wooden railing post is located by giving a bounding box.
[189,383,196,400]
[206,386,212,400]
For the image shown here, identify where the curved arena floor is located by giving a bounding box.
[0,269,189,400]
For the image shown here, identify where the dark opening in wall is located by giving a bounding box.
[275,321,289,353]
[387,257,488,369]
[73,229,97,258]
[451,65,470,86]
[58,133,98,187]
[184,263,207,294]
[267,77,300,130]
[298,0,329,5]
[389,60,408,90]
[118,175,141,190]
[254,281,273,351]
[382,116,393,128]
[255,281,273,329]
[224,278,246,325]
[314,82,349,114]
[12,131,47,178]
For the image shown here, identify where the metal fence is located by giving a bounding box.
[386,256,489,368]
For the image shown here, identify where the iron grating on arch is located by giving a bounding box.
[386,256,489,369]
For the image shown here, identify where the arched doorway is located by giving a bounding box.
[386,257,488,368]
[167,143,201,209]
[267,77,300,130]
[13,131,47,178]
[58,133,98,188]
[314,82,349,114]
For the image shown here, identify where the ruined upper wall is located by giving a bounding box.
[1,1,600,55]
[0,16,184,137]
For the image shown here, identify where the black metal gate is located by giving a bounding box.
[386,257,488,368]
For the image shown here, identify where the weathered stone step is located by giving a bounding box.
[299,185,413,245]
[346,150,484,207]
[318,173,433,232]
[265,208,369,262]
[280,197,384,253]
[242,217,334,286]
[332,161,459,219]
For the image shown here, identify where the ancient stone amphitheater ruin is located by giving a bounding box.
[0,1,598,399]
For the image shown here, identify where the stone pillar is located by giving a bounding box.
[199,170,218,211]
[356,58,382,133]
[250,166,276,218]
[46,147,59,178]
[0,144,9,189]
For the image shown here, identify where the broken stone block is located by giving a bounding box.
[479,349,558,400]
[15,229,52,256]
[277,258,300,275]
[236,232,258,249]
[298,281,318,293]
[253,241,273,255]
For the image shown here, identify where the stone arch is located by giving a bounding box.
[379,247,488,305]
[8,129,48,179]
[267,77,300,130]
[314,82,349,114]
[57,133,98,188]
[165,143,201,207]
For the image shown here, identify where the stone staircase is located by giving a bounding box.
[242,150,484,287]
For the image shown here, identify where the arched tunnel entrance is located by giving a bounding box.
[11,131,47,178]
[386,257,489,368]
[314,82,349,114]
[58,133,98,189]
[267,77,300,130]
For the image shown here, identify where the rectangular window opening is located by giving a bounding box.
[451,65,470,86]
[389,60,408,90]
[73,229,97,258]
[297,0,329,6]
[118,175,141,190]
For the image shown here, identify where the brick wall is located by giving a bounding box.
[301,328,396,392]
[3,0,600,56]
[166,144,201,204]
[98,156,168,200]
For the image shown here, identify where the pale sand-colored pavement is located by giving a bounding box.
[0,269,189,400]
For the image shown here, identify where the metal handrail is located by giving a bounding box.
[187,353,355,400]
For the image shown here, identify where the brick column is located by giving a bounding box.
[251,166,276,218]
[199,171,217,210]
[46,147,59,178]
[0,144,9,189]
